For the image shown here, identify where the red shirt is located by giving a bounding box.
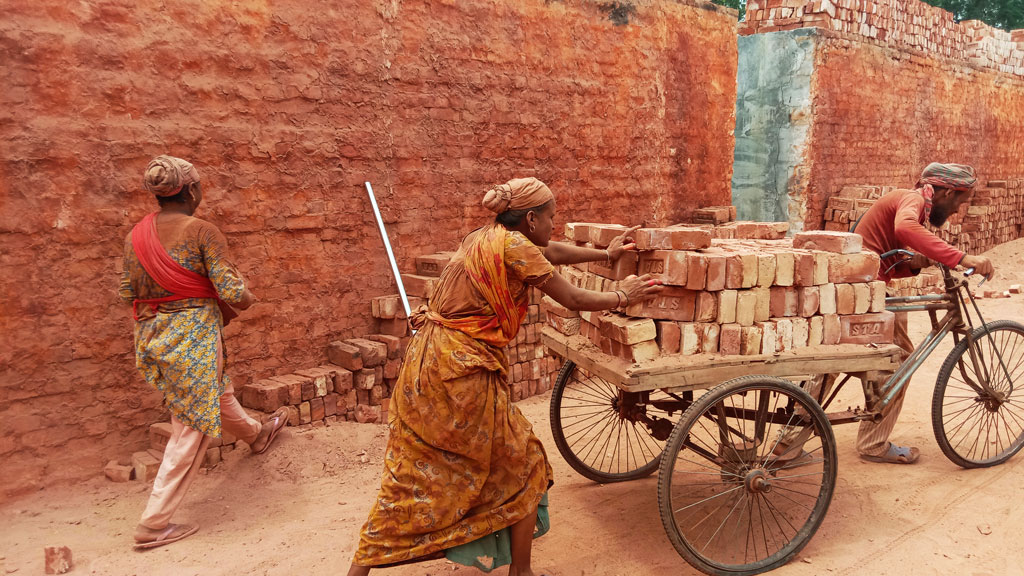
[855,189,964,282]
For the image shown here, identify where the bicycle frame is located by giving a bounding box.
[874,265,969,409]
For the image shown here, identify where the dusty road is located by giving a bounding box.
[5,242,1024,576]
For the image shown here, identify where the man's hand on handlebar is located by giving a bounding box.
[961,254,994,280]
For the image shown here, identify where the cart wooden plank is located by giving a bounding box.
[542,327,902,393]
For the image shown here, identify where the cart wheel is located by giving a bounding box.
[550,360,677,483]
[932,320,1024,468]
[658,376,837,576]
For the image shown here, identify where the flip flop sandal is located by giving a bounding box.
[770,448,817,468]
[253,407,288,455]
[860,442,920,464]
[134,523,199,550]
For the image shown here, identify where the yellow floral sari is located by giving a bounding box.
[353,224,555,566]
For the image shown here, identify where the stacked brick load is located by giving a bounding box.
[823,181,1024,295]
[545,221,893,364]
[740,0,1024,77]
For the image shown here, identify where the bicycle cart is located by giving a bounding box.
[543,265,1024,576]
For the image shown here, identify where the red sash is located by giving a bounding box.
[130,212,237,325]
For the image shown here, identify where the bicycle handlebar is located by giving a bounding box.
[877,249,986,286]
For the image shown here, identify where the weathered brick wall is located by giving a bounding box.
[805,32,1024,228]
[0,0,737,498]
[734,0,1024,231]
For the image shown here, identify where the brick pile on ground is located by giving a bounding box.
[103,421,238,482]
[741,0,1024,76]
[545,222,895,363]
[395,251,562,403]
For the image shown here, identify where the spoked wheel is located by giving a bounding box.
[550,360,682,483]
[932,320,1024,468]
[658,376,837,576]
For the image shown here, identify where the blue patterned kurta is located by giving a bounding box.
[119,216,247,437]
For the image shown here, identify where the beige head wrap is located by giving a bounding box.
[143,155,200,197]
[481,177,555,214]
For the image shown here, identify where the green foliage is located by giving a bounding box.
[914,0,1024,30]
[706,0,1024,28]
[710,0,747,18]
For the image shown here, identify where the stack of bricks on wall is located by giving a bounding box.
[742,0,1024,76]
[544,210,895,364]
[824,181,1024,297]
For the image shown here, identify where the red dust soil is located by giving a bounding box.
[4,241,1024,576]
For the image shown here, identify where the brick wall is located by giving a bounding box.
[0,0,737,498]
[734,0,1024,231]
[805,32,1024,228]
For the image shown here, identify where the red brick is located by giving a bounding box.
[104,460,133,482]
[355,404,381,424]
[835,284,856,315]
[757,253,776,287]
[624,286,696,321]
[131,450,160,482]
[719,324,742,355]
[794,252,816,286]
[242,379,290,411]
[324,393,339,417]
[700,323,721,353]
[401,273,438,299]
[588,223,631,247]
[656,321,681,354]
[680,323,701,354]
[377,317,410,337]
[793,231,863,254]
[599,313,656,345]
[371,295,404,319]
[346,338,388,367]
[775,318,793,351]
[355,368,376,390]
[686,253,708,290]
[736,291,757,326]
[740,326,762,355]
[366,334,403,359]
[718,290,738,323]
[695,291,718,322]
[854,283,871,314]
[839,312,895,344]
[636,227,711,250]
[295,366,334,397]
[822,314,842,345]
[310,397,325,421]
[798,286,820,317]
[326,341,363,371]
[415,252,454,277]
[637,250,688,285]
[828,252,880,284]
[704,252,728,291]
[44,546,72,575]
[759,322,777,355]
[774,252,795,286]
[589,250,639,280]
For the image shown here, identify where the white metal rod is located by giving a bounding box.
[365,182,413,320]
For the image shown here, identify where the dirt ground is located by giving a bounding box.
[5,241,1024,576]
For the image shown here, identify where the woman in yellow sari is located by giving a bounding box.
[347,178,662,576]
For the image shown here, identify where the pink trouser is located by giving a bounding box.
[138,381,261,529]
[801,311,914,457]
